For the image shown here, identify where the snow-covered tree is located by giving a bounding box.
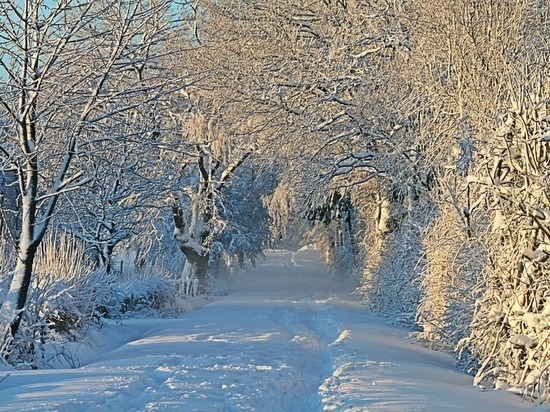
[161,1,296,288]
[169,109,258,288]
[58,110,169,272]
[401,0,549,400]
[0,0,181,350]
[211,164,274,273]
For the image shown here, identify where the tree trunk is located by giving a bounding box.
[179,245,210,288]
[172,203,211,290]
[0,245,38,340]
[0,195,39,350]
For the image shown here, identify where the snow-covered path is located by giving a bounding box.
[0,250,534,411]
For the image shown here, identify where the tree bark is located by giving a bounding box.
[180,246,210,287]
[1,245,38,339]
[0,182,40,346]
[172,203,211,289]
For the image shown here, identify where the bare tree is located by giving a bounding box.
[163,1,292,288]
[0,0,181,349]
[169,110,258,288]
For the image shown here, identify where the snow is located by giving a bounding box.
[0,249,537,411]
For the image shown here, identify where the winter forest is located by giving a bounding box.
[0,0,549,406]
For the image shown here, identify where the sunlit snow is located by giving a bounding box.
[0,250,534,411]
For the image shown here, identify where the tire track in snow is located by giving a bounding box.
[265,297,346,412]
[65,293,346,412]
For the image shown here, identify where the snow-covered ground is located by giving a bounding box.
[0,249,537,411]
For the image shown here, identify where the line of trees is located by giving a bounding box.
[0,0,274,362]
[0,0,185,348]
[187,0,549,402]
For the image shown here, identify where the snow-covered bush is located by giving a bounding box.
[355,185,433,328]
[118,272,176,317]
[3,269,121,368]
[1,230,186,368]
[361,221,426,328]
[415,205,488,354]
[1,233,123,368]
[457,94,550,402]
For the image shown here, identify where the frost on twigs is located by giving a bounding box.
[457,94,550,403]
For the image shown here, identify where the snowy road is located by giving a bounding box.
[0,250,534,411]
